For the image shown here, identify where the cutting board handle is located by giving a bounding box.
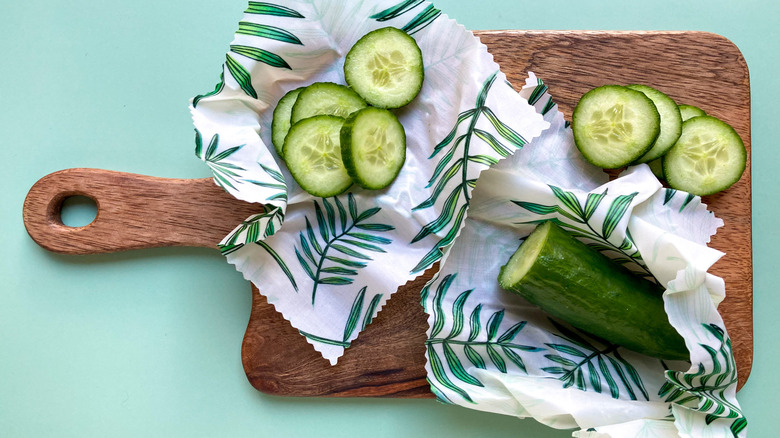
[23,168,263,254]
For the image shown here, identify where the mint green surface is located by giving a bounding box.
[1,0,775,436]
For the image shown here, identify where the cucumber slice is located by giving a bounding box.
[283,115,353,197]
[498,221,688,361]
[271,87,303,157]
[627,84,683,163]
[341,107,406,190]
[290,82,367,125]
[678,104,706,121]
[344,27,424,109]
[663,115,746,196]
[572,85,660,169]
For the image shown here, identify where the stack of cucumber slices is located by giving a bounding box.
[271,27,424,198]
[572,84,746,196]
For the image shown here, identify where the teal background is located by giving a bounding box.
[1,0,776,436]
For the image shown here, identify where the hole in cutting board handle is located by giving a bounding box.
[58,195,98,227]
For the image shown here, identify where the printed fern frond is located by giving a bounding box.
[237,22,303,44]
[542,322,651,401]
[399,4,441,35]
[342,287,366,342]
[245,2,305,18]
[295,196,394,304]
[230,45,291,70]
[428,344,475,403]
[256,240,298,291]
[482,106,527,148]
[219,207,285,251]
[361,293,383,330]
[602,192,638,239]
[425,277,539,402]
[192,72,225,108]
[370,0,424,21]
[225,54,258,98]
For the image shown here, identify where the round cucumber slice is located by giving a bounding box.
[271,87,304,158]
[344,27,424,109]
[284,115,352,197]
[628,84,683,163]
[663,116,746,196]
[340,107,406,190]
[678,104,706,121]
[572,85,660,169]
[290,82,367,125]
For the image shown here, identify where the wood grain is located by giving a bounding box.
[23,169,260,253]
[23,31,752,398]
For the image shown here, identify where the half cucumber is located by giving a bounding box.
[340,107,406,190]
[663,115,746,196]
[283,115,352,197]
[498,221,688,361]
[571,85,660,169]
[344,27,424,109]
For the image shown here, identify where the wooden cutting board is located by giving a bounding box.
[23,30,752,397]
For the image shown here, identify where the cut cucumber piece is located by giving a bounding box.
[283,115,352,197]
[344,27,424,109]
[663,115,746,196]
[627,84,683,163]
[290,82,367,125]
[341,107,406,190]
[498,221,688,361]
[678,104,706,121]
[572,85,660,169]
[271,87,303,157]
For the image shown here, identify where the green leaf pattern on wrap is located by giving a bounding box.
[425,274,543,402]
[245,1,305,17]
[410,71,527,275]
[195,128,286,196]
[218,206,286,254]
[192,72,225,108]
[542,318,650,401]
[371,0,441,35]
[236,22,303,45]
[660,323,747,435]
[514,185,654,282]
[370,0,424,21]
[295,194,394,305]
[299,286,383,348]
[225,54,259,98]
[221,3,306,99]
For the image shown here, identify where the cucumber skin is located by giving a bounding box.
[498,221,688,361]
[271,87,304,157]
[340,107,406,190]
[678,104,706,121]
[290,82,367,124]
[627,84,683,164]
